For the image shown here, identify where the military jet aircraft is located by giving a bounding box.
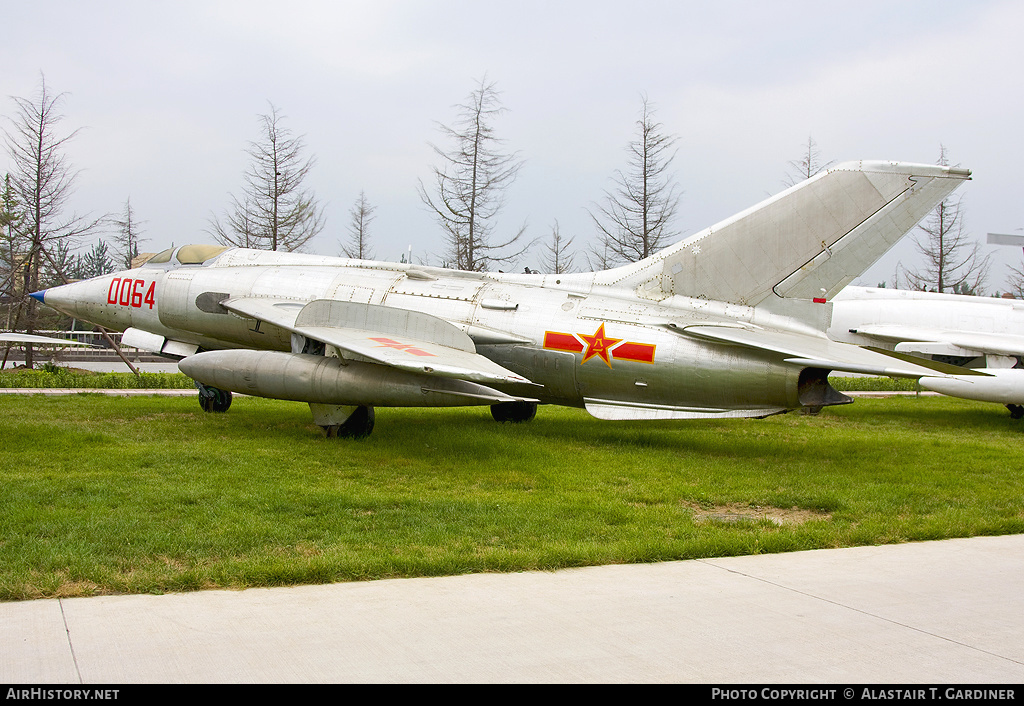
[830,285,1024,416]
[31,160,973,438]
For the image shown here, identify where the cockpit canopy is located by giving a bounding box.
[143,244,230,268]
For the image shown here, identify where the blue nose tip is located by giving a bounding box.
[29,290,46,303]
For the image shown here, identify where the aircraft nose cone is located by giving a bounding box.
[30,278,109,321]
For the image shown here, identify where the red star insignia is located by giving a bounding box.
[578,323,622,367]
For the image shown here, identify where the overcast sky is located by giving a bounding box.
[3,0,1023,290]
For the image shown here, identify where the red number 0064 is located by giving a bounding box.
[107,278,156,309]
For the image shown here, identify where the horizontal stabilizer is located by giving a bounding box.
[860,346,990,376]
[850,324,1024,359]
[678,324,984,379]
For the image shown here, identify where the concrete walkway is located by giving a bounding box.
[3,534,1023,683]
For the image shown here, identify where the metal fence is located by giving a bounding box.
[2,331,166,362]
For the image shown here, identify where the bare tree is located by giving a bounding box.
[1,174,26,329]
[589,95,681,265]
[341,191,375,260]
[900,146,989,294]
[583,238,616,272]
[0,175,21,237]
[541,220,576,274]
[1006,264,1024,298]
[783,135,835,186]
[214,195,261,249]
[418,77,527,272]
[998,230,1024,297]
[110,197,147,269]
[3,75,101,364]
[209,103,325,252]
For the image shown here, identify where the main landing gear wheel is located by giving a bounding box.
[1007,404,1024,420]
[197,384,232,413]
[321,405,375,440]
[490,401,538,423]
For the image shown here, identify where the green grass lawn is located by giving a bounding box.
[1,392,1021,601]
[0,367,194,389]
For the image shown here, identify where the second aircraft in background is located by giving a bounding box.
[830,286,1024,417]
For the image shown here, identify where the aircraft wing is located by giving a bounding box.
[0,332,95,346]
[677,324,987,378]
[223,297,533,386]
[847,324,1024,359]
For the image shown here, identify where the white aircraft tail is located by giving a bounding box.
[599,160,971,306]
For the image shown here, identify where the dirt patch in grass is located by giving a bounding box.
[682,501,832,526]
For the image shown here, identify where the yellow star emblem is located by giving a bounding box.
[578,323,622,367]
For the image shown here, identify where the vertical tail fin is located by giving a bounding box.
[601,161,971,306]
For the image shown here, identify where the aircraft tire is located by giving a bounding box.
[198,386,232,413]
[324,405,375,439]
[1007,404,1024,420]
[490,401,538,424]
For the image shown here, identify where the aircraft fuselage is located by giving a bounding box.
[43,248,808,418]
